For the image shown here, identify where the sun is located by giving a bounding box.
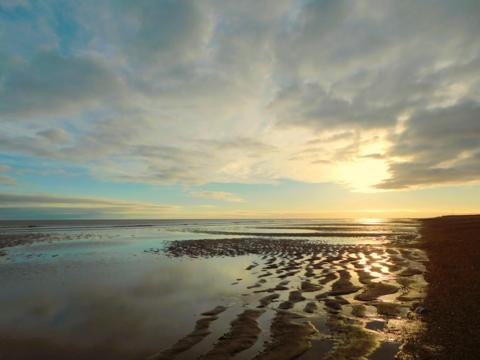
[334,158,390,193]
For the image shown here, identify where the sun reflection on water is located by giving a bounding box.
[356,218,386,225]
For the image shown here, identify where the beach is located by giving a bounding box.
[2,1,479,358]
[410,215,480,359]
[0,217,469,359]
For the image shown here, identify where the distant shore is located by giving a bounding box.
[416,215,480,359]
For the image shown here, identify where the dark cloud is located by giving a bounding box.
[378,157,480,190]
[378,101,480,189]
[0,51,123,118]
[123,0,211,65]
[271,0,480,133]
[271,82,404,130]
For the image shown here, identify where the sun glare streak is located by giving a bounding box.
[356,218,386,225]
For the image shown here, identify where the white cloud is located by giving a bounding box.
[0,0,479,191]
[191,191,245,203]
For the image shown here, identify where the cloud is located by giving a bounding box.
[0,176,15,185]
[37,128,70,143]
[270,0,480,136]
[378,101,480,189]
[378,158,480,190]
[197,138,277,154]
[0,165,15,185]
[0,192,178,217]
[191,191,245,203]
[0,0,29,10]
[0,117,279,185]
[0,0,480,192]
[270,81,405,130]
[122,0,212,66]
[0,51,123,119]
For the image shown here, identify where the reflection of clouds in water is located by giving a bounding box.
[0,295,156,360]
[24,239,127,254]
[0,294,59,329]
[129,257,252,300]
[0,255,254,353]
[130,262,211,297]
[64,292,152,348]
[28,298,57,318]
[2,291,152,349]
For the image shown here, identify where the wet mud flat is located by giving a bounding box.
[0,219,428,359]
[146,234,428,360]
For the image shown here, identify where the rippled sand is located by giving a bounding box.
[147,237,427,359]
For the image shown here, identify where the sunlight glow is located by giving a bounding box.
[334,158,390,192]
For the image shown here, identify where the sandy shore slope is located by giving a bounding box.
[411,215,480,359]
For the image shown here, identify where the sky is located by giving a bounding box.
[0,0,479,219]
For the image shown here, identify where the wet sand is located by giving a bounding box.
[146,233,427,359]
[0,219,427,359]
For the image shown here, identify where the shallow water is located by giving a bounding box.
[0,218,425,359]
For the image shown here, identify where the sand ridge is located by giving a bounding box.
[145,234,428,359]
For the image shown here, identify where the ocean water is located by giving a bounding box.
[0,218,423,360]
